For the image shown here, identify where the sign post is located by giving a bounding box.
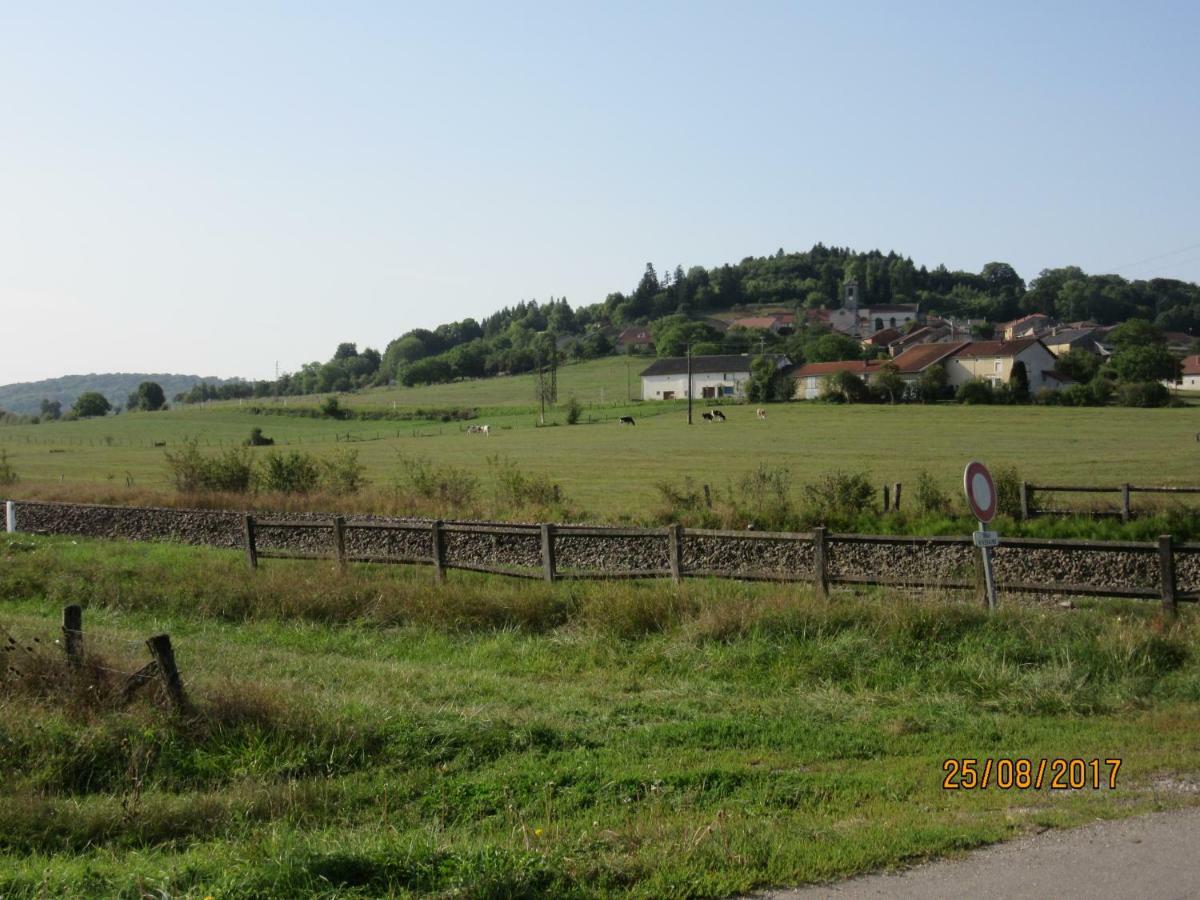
[964,461,999,612]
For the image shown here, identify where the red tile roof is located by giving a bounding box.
[863,327,902,346]
[618,327,654,345]
[1181,355,1200,376]
[890,341,969,373]
[792,360,884,378]
[953,337,1042,358]
[730,316,781,330]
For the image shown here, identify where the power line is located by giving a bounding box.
[1110,241,1200,272]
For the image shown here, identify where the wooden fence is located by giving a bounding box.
[1022,482,1200,522]
[239,514,1199,616]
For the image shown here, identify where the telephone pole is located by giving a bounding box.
[687,343,693,425]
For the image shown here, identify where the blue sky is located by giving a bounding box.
[2,1,1197,383]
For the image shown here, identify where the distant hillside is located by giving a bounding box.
[0,373,241,415]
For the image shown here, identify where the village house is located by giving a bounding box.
[943,338,1061,391]
[827,280,920,337]
[791,360,886,400]
[1165,355,1200,392]
[640,354,789,401]
[729,315,785,334]
[997,313,1053,341]
[616,327,655,353]
[1042,327,1104,357]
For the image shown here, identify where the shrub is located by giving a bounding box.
[320,449,367,495]
[821,371,869,403]
[259,451,322,494]
[320,396,346,419]
[0,449,16,486]
[399,454,479,509]
[245,427,274,447]
[565,395,583,425]
[991,465,1022,519]
[913,470,949,514]
[802,470,874,522]
[731,463,794,530]
[955,379,994,405]
[653,477,710,523]
[1115,381,1170,408]
[488,455,562,509]
[164,438,255,493]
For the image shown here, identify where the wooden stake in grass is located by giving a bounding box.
[146,634,189,713]
[893,482,902,511]
[1159,534,1177,621]
[431,520,445,581]
[61,605,82,668]
[333,516,347,571]
[668,524,683,584]
[540,523,557,583]
[243,515,258,570]
[812,527,829,599]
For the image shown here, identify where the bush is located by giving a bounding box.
[991,465,1022,519]
[488,455,562,509]
[913,470,949,514]
[399,454,480,509]
[565,396,583,425]
[1115,381,1171,408]
[802,470,874,522]
[163,438,255,493]
[320,449,367,495]
[320,396,346,419]
[259,451,322,494]
[731,463,794,530]
[955,379,994,404]
[0,449,16,486]
[245,427,274,447]
[653,477,710,523]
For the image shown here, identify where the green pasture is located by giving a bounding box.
[0,356,1197,519]
[2,533,1199,897]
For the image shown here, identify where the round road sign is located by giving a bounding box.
[963,460,997,523]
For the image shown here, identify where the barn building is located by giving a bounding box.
[640,354,790,401]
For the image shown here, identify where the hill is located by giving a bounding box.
[0,373,242,415]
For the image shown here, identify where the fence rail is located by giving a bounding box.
[1022,482,1200,522]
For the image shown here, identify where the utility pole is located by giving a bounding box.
[626,358,631,402]
[687,343,693,425]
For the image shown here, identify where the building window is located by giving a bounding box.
[994,361,1002,373]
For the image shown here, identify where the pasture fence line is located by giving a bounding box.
[1022,482,1200,522]
[5,498,1198,616]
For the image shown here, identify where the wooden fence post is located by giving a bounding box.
[332,516,347,571]
[62,605,82,668]
[431,520,445,581]
[667,524,683,584]
[703,484,713,509]
[540,523,557,583]
[882,484,891,512]
[243,515,258,570]
[893,483,902,511]
[1020,482,1030,520]
[146,634,189,712]
[812,527,829,598]
[1121,484,1131,523]
[1159,534,1177,620]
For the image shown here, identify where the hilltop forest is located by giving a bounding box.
[143,245,1200,402]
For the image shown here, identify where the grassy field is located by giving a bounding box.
[1,533,1199,897]
[2,387,1200,522]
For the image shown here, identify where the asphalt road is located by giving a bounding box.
[755,806,1200,900]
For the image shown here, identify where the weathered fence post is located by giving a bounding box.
[540,523,557,583]
[1121,484,1131,523]
[146,634,189,712]
[812,527,829,598]
[332,516,347,571]
[893,483,902,511]
[431,520,445,581]
[242,515,258,570]
[667,524,683,584]
[703,484,713,509]
[4,500,14,533]
[1019,482,1030,520]
[62,605,82,668]
[882,484,891,512]
[1159,534,1177,620]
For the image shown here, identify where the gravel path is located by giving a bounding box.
[754,805,1200,900]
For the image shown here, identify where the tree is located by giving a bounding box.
[72,392,111,418]
[1008,360,1030,402]
[1056,348,1101,383]
[39,398,62,420]
[1107,318,1163,352]
[956,379,995,405]
[913,364,949,403]
[872,364,906,404]
[1109,344,1181,383]
[822,370,868,403]
[333,342,358,360]
[126,381,167,411]
[807,332,863,363]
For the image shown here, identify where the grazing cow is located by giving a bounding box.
[701,412,714,422]
[480,424,490,436]
[756,408,766,420]
[466,425,481,434]
[711,410,726,422]
[619,415,636,425]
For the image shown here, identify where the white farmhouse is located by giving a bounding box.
[640,354,790,401]
[1165,355,1200,393]
[944,338,1062,391]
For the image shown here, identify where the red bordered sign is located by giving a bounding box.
[963,460,997,523]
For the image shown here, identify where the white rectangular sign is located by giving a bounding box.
[973,530,1000,548]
